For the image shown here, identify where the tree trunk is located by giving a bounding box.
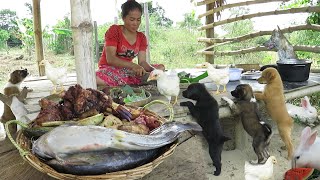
[70,0,97,89]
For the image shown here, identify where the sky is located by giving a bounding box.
[1,0,309,34]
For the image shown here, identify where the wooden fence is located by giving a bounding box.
[196,0,320,63]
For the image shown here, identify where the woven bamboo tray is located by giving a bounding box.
[5,100,176,180]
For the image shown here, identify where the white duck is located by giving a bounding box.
[40,60,67,94]
[0,122,6,141]
[201,62,229,94]
[147,69,180,105]
[244,156,277,180]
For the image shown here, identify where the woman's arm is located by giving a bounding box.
[106,46,145,76]
[138,51,154,72]
[105,46,134,68]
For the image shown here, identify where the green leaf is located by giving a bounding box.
[52,28,72,35]
[121,85,135,95]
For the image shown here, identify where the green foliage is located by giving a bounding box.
[0,9,17,30]
[0,9,22,47]
[287,30,320,66]
[178,10,202,28]
[281,0,311,8]
[97,23,112,43]
[281,0,320,25]
[13,18,34,55]
[0,29,10,49]
[147,27,205,68]
[48,15,73,54]
[215,7,273,65]
[146,2,173,27]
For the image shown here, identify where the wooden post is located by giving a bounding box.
[32,0,45,76]
[93,21,99,62]
[114,0,118,24]
[70,0,97,89]
[144,2,151,63]
[205,3,215,64]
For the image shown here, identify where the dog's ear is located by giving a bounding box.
[266,71,275,81]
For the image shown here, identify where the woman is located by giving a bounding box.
[96,0,165,86]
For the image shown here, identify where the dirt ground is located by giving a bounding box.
[0,98,315,180]
[141,120,315,180]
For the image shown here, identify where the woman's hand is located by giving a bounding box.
[131,63,146,76]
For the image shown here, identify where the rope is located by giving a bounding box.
[5,120,30,157]
[143,100,174,121]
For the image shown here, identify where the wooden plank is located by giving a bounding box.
[0,149,54,180]
[24,73,77,82]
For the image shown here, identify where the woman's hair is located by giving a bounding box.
[121,0,143,18]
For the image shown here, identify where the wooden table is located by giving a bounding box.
[0,71,319,179]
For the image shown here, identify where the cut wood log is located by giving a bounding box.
[196,0,219,6]
[197,45,320,56]
[198,0,290,18]
[198,6,320,30]
[198,24,320,43]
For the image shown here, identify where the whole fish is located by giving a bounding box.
[32,121,202,159]
[46,147,164,175]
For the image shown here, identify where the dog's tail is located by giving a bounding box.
[260,121,273,145]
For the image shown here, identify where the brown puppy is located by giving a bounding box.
[1,69,29,126]
[254,68,293,159]
[222,84,273,164]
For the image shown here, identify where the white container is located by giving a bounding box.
[229,68,243,81]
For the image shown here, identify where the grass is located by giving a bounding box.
[0,48,76,90]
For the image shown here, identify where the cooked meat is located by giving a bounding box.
[33,104,63,126]
[39,98,58,109]
[33,84,113,126]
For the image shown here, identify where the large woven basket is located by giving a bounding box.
[6,100,176,180]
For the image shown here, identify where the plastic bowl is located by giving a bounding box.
[229,68,243,81]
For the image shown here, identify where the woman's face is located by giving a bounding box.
[123,9,141,33]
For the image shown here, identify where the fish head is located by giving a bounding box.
[32,138,55,160]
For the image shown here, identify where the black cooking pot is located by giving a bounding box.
[276,59,312,82]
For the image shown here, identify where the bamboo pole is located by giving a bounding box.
[32,0,45,76]
[144,2,151,63]
[197,45,320,56]
[198,0,290,18]
[197,0,219,6]
[93,21,99,62]
[198,6,320,30]
[70,0,97,89]
[205,3,215,63]
[198,24,320,43]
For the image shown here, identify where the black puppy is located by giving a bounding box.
[221,84,273,164]
[180,83,230,176]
